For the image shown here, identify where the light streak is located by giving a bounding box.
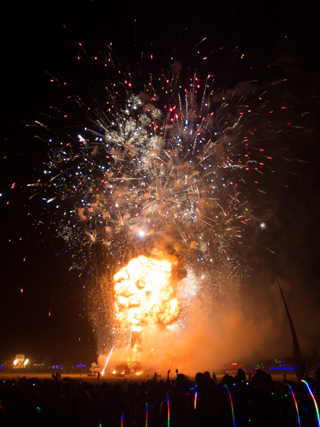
[223,384,236,427]
[101,345,114,376]
[286,383,301,427]
[194,390,198,409]
[301,380,320,427]
[145,402,148,427]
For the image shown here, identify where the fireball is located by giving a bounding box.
[113,255,181,335]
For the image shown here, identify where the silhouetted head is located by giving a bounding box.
[176,373,186,384]
[236,369,246,381]
[195,372,205,385]
[204,371,211,379]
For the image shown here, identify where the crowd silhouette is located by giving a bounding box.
[0,367,319,426]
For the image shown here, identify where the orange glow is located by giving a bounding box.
[114,255,181,331]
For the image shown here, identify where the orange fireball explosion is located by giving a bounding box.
[113,255,181,342]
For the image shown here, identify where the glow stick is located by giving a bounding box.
[167,397,170,427]
[301,380,320,427]
[145,402,148,427]
[287,383,301,427]
[223,384,236,427]
[194,390,197,409]
[121,413,124,427]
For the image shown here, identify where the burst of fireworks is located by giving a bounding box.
[15,40,303,356]
[25,43,291,281]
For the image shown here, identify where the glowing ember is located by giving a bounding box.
[114,255,181,332]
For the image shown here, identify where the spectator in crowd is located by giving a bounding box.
[0,367,319,426]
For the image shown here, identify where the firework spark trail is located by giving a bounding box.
[101,345,114,376]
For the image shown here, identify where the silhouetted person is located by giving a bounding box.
[194,372,216,427]
[160,373,193,427]
[98,383,131,427]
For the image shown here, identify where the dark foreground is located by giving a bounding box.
[0,369,319,426]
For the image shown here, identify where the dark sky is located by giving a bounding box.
[1,0,320,366]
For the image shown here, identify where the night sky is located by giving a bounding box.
[1,0,320,367]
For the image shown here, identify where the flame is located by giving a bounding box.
[114,255,181,331]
